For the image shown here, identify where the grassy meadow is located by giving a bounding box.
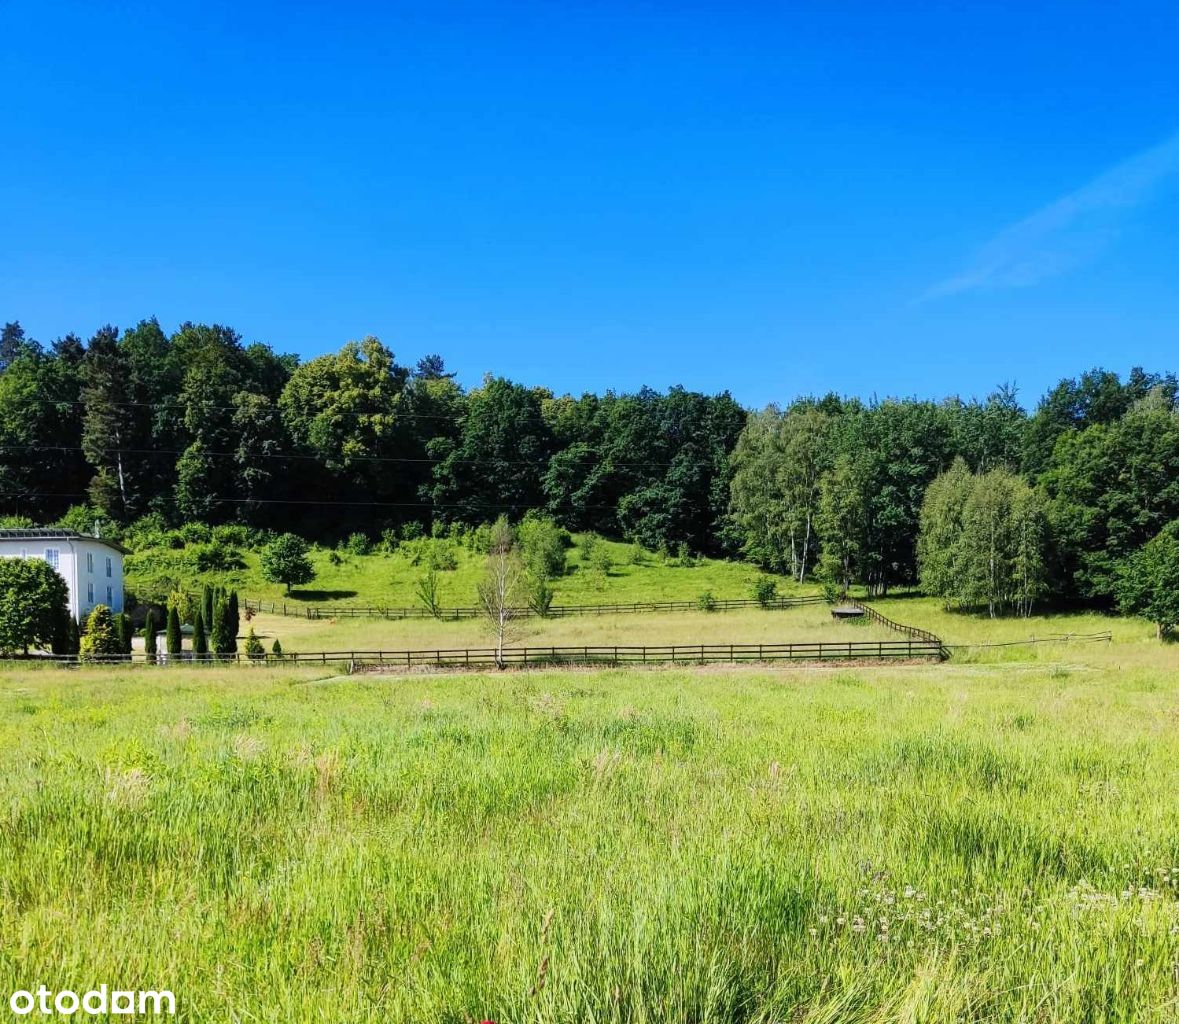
[125,532,800,610]
[244,599,895,654]
[3,612,1179,1022]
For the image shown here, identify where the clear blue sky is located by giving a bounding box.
[3,1,1177,408]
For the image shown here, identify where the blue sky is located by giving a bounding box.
[2,1,1177,408]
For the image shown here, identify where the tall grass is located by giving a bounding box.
[2,651,1178,1021]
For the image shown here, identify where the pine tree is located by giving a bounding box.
[166,605,182,656]
[192,610,208,659]
[271,638,283,658]
[143,610,158,664]
[244,627,264,660]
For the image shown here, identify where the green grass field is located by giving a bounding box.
[125,533,803,610]
[3,603,1178,1022]
[244,600,893,654]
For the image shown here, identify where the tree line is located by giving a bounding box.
[1,317,1177,625]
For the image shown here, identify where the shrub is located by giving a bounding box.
[591,547,613,576]
[244,628,265,660]
[192,612,208,658]
[697,590,717,612]
[528,577,555,617]
[629,541,646,566]
[400,521,424,541]
[415,570,443,618]
[271,638,283,658]
[380,528,400,553]
[143,611,158,664]
[519,515,569,579]
[211,598,236,657]
[192,543,247,572]
[580,532,601,563]
[753,578,779,607]
[113,612,134,656]
[178,522,212,545]
[345,532,371,555]
[166,606,182,656]
[676,542,697,568]
[469,523,493,554]
[211,524,251,548]
[428,540,458,571]
[79,605,122,661]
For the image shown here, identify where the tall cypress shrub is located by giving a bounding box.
[143,610,158,664]
[211,598,234,658]
[201,584,214,636]
[165,605,182,656]
[192,610,208,659]
[227,590,240,650]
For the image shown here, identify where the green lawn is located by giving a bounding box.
[3,626,1179,1021]
[125,534,806,611]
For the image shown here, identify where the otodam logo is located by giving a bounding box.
[8,986,176,1016]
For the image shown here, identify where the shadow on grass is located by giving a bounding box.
[289,589,359,601]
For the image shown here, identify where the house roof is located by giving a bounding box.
[0,529,128,554]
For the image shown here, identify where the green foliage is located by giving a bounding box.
[271,638,283,657]
[192,543,247,572]
[192,612,208,657]
[729,405,829,580]
[113,613,134,655]
[79,605,122,661]
[201,584,215,636]
[414,570,443,619]
[244,628,265,660]
[260,533,315,594]
[345,532,371,555]
[0,557,70,656]
[675,542,696,568]
[518,514,568,579]
[211,598,235,657]
[697,590,717,612]
[143,610,158,664]
[528,577,555,617]
[752,578,778,607]
[1117,522,1179,639]
[918,463,1050,616]
[166,606,182,656]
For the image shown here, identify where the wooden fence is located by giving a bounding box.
[9,636,946,669]
[243,594,828,620]
[846,599,951,659]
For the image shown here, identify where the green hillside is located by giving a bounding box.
[125,530,813,611]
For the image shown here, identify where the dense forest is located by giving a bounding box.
[1,318,1177,615]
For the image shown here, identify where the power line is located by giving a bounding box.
[0,443,727,471]
[0,489,628,512]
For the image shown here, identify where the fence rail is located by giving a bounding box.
[243,595,828,620]
[846,599,951,658]
[5,636,946,669]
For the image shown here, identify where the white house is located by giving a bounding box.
[0,529,126,621]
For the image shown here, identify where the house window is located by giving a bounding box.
[106,586,112,605]
[106,556,112,578]
[87,582,94,603]
[44,549,59,570]
[87,552,94,573]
